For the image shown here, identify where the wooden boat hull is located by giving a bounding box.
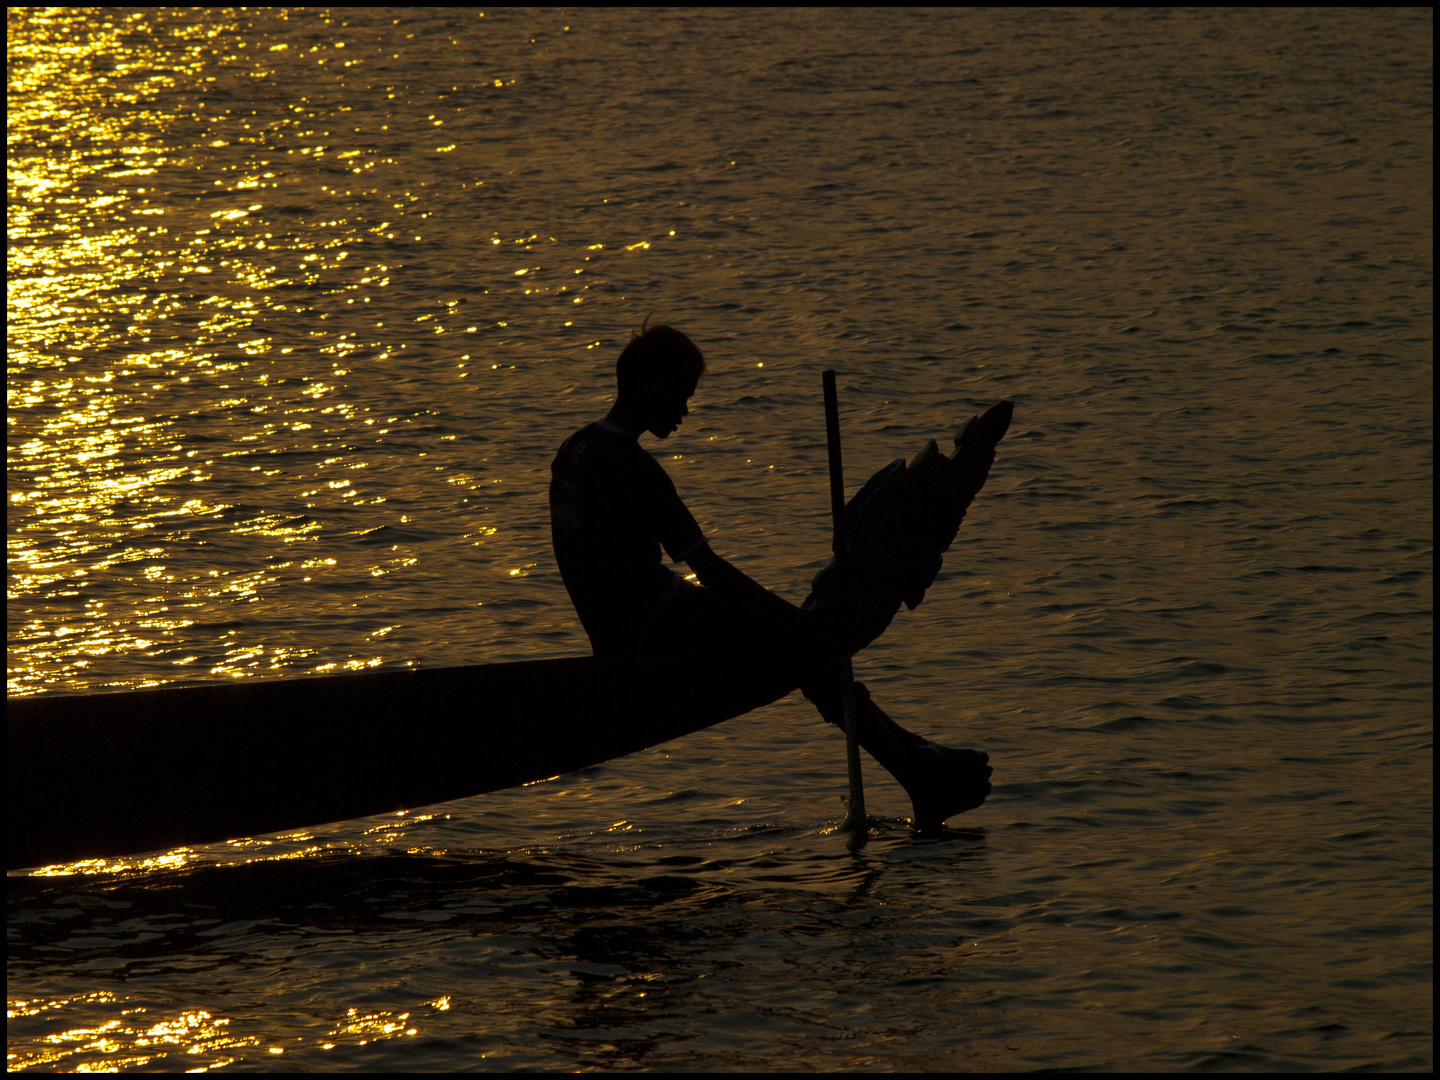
[6,654,797,871]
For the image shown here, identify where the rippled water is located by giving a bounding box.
[7,7,1432,1072]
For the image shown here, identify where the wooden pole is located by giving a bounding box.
[822,369,867,836]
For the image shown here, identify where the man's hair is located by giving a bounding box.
[615,315,706,398]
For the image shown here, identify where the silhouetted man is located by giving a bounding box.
[550,320,1002,829]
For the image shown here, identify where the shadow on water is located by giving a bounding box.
[8,820,991,968]
[8,823,992,1067]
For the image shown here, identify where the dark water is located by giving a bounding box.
[7,7,1432,1071]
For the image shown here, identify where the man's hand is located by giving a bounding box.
[683,542,794,622]
[684,541,749,594]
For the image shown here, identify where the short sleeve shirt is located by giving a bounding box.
[550,420,706,652]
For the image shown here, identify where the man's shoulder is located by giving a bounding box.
[555,421,650,485]
[557,421,650,465]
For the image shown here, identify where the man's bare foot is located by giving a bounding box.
[898,745,992,833]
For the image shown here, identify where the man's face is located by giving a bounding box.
[645,381,695,439]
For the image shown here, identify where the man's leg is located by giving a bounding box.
[651,579,991,829]
[799,665,991,830]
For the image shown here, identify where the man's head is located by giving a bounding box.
[615,318,706,439]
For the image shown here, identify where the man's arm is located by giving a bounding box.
[683,541,796,622]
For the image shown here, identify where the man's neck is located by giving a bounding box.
[602,401,644,440]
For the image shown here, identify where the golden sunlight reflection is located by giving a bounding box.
[10,7,553,697]
[4,995,257,1071]
[32,850,197,877]
[310,997,448,1053]
[330,1007,418,1043]
[8,991,118,1022]
[29,820,403,877]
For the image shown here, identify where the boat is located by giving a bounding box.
[8,398,1015,872]
[6,653,797,872]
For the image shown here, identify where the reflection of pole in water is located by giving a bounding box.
[823,369,867,840]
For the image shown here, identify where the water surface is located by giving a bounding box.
[7,7,1432,1071]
